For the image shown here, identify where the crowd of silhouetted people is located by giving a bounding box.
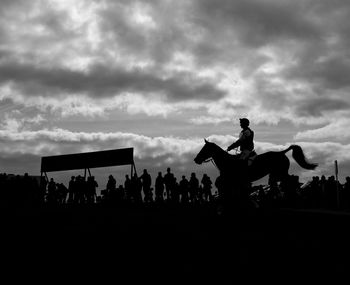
[0,168,215,208]
[44,168,215,207]
[1,169,350,211]
[0,172,44,207]
[250,174,350,210]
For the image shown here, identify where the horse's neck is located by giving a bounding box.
[211,145,230,172]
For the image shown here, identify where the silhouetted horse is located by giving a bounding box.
[194,139,317,185]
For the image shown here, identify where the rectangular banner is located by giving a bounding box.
[41,148,134,173]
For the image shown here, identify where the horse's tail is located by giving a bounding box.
[282,145,318,170]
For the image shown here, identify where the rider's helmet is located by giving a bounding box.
[239,118,250,127]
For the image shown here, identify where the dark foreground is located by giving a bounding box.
[2,203,350,284]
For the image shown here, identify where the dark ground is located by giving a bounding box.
[2,203,350,284]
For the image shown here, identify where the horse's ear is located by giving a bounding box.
[204,138,208,143]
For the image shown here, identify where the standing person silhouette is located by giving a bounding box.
[155,172,164,203]
[189,173,199,204]
[68,176,75,204]
[201,174,212,202]
[124,175,132,201]
[226,118,256,166]
[141,169,152,203]
[164,167,175,201]
[179,175,189,204]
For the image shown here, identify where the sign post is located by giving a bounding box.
[335,160,340,209]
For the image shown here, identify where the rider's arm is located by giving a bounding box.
[227,129,251,151]
[227,141,239,151]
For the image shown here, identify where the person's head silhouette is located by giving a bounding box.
[239,118,250,129]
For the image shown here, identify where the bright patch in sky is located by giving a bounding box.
[0,0,350,187]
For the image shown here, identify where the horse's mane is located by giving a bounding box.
[207,141,235,159]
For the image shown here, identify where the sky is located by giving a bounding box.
[1,0,350,189]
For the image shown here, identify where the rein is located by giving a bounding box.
[203,158,219,171]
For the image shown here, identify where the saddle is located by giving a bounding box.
[229,150,257,168]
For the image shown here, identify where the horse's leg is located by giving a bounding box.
[222,175,237,214]
[278,156,291,185]
[218,173,242,218]
[268,155,290,207]
[267,154,289,181]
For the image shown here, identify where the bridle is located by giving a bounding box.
[198,142,234,171]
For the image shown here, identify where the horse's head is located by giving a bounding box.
[194,139,214,165]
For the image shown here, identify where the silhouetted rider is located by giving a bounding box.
[226,118,256,165]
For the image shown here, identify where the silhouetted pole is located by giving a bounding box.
[40,171,43,188]
[335,160,340,209]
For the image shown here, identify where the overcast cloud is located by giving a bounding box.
[0,0,350,184]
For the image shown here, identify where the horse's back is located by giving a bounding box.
[249,151,289,181]
[256,151,285,162]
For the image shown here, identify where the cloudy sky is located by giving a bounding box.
[1,0,350,187]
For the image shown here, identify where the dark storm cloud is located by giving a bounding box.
[0,61,225,101]
[0,0,26,11]
[171,0,324,72]
[96,0,287,70]
[189,0,350,121]
[98,0,321,69]
[285,55,350,91]
[296,97,350,117]
[0,0,349,126]
[0,0,225,104]
[193,0,321,47]
[97,0,193,64]
[262,1,350,95]
[2,0,349,108]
